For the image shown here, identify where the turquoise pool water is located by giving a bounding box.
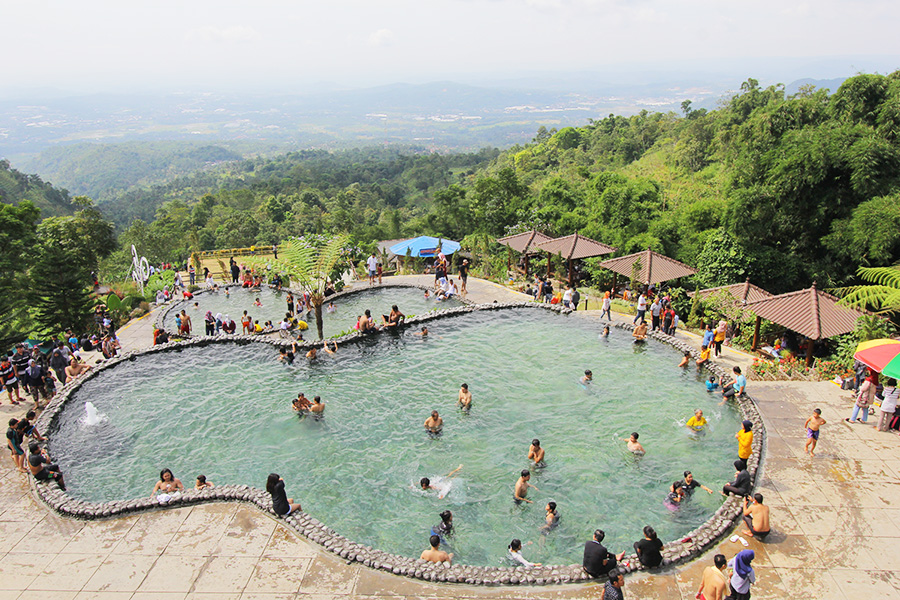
[162,285,460,338]
[51,309,741,567]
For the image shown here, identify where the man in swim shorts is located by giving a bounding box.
[741,493,770,539]
[696,554,728,600]
[514,469,538,504]
[528,439,545,467]
[632,322,648,341]
[421,534,453,564]
[424,411,443,434]
[804,408,826,456]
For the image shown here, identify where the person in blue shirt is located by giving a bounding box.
[706,376,719,392]
[720,366,747,404]
[702,323,715,348]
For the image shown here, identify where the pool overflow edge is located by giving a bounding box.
[34,303,765,586]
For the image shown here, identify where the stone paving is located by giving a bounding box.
[2,275,899,599]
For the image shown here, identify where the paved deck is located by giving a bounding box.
[2,276,898,599]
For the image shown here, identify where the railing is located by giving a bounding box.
[196,246,275,258]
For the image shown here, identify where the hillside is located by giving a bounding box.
[0,159,76,218]
[18,141,247,203]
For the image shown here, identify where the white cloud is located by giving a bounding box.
[185,25,260,44]
[368,28,396,47]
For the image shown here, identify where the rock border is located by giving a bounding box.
[155,281,473,340]
[34,305,764,586]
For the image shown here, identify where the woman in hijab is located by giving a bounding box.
[204,311,216,336]
[214,313,223,335]
[727,549,755,600]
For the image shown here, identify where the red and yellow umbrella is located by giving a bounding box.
[854,339,900,379]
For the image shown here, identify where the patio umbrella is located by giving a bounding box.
[854,339,900,378]
[389,236,461,257]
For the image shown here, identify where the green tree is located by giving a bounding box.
[0,201,40,346]
[694,228,750,288]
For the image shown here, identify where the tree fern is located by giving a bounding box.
[835,264,900,314]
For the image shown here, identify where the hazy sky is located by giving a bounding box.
[6,0,900,91]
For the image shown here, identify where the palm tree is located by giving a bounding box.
[244,234,350,339]
[837,264,900,315]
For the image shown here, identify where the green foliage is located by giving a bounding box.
[828,315,897,368]
[694,229,750,288]
[836,264,900,314]
[0,159,77,219]
[0,201,41,346]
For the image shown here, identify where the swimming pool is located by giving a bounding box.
[51,308,741,567]
[161,285,461,338]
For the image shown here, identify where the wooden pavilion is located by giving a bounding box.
[535,232,617,286]
[496,230,553,277]
[597,248,697,296]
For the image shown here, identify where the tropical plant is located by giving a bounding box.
[836,264,900,315]
[243,234,351,339]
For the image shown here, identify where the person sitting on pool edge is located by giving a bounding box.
[424,410,443,434]
[630,525,663,568]
[381,305,405,328]
[421,534,453,564]
[266,473,302,516]
[358,310,376,333]
[27,442,66,490]
[741,493,770,539]
[722,460,752,497]
[528,439,545,468]
[582,529,619,578]
[632,321,648,341]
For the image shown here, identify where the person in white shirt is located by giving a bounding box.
[876,378,899,432]
[563,286,574,308]
[633,293,648,325]
[366,253,378,286]
[507,539,541,567]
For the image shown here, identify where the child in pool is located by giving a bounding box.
[706,376,718,391]
[664,481,685,511]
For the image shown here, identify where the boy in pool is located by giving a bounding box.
[458,384,472,411]
[419,465,463,499]
[293,393,311,413]
[804,408,826,456]
[528,439,545,468]
[623,432,645,454]
[581,370,593,384]
[414,326,429,337]
[678,351,691,368]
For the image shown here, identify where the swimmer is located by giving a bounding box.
[421,534,453,564]
[424,289,431,299]
[310,395,325,416]
[664,481,686,511]
[224,287,230,297]
[414,326,429,337]
[528,439,545,467]
[195,474,214,490]
[306,346,317,359]
[686,409,707,432]
[671,471,713,496]
[431,509,454,540]
[323,340,337,355]
[705,375,718,391]
[540,501,560,533]
[581,370,593,384]
[293,393,311,413]
[458,383,472,411]
[326,302,336,313]
[514,469,539,504]
[623,432,645,454]
[508,539,541,567]
[424,410,443,434]
[632,322,648,341]
[678,351,691,368]
[151,468,184,498]
[419,464,463,498]
[602,325,610,337]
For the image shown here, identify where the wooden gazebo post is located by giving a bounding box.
[751,315,761,351]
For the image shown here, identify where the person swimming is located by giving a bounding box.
[430,510,454,542]
[664,481,686,511]
[419,465,463,499]
[624,432,645,455]
[686,409,707,432]
[581,370,593,384]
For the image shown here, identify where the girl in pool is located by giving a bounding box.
[254,297,262,307]
[266,473,302,516]
[151,468,184,501]
[507,539,542,567]
[664,481,685,511]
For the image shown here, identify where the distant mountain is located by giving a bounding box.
[18,141,246,203]
[784,77,848,95]
[0,159,76,218]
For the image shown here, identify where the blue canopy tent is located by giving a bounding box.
[389,236,461,258]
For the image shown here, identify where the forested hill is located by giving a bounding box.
[0,160,76,218]
[19,141,246,204]
[104,73,900,298]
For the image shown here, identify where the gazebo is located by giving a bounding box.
[535,232,617,286]
[597,248,697,296]
[690,279,773,305]
[743,283,869,366]
[496,230,553,277]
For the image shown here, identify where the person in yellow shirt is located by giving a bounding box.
[735,420,753,470]
[253,320,263,333]
[686,409,707,432]
[696,344,711,369]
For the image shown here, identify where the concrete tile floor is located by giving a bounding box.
[2,277,898,599]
